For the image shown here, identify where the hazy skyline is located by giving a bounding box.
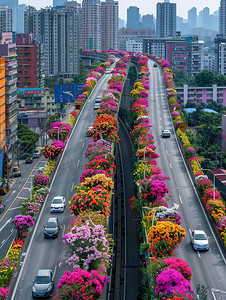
[19,0,220,20]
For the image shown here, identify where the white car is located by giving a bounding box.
[106,69,111,74]
[161,129,171,138]
[190,230,209,251]
[51,196,66,213]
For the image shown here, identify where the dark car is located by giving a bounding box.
[153,63,157,67]
[32,269,54,298]
[26,156,33,164]
[44,217,60,238]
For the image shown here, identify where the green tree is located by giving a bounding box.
[17,124,40,156]
[194,70,217,87]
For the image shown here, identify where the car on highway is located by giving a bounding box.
[12,166,21,177]
[106,69,111,74]
[32,269,54,298]
[26,156,33,164]
[50,196,65,213]
[161,129,171,138]
[43,217,60,238]
[95,96,102,103]
[94,103,100,110]
[153,63,157,67]
[33,149,41,158]
[190,229,209,251]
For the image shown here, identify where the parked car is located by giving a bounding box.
[190,229,209,251]
[26,156,33,164]
[50,196,65,213]
[161,129,171,138]
[153,63,157,67]
[33,150,41,158]
[12,166,21,177]
[43,217,60,238]
[32,269,54,298]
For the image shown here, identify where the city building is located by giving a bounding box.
[218,42,226,75]
[0,0,18,32]
[32,4,80,78]
[81,0,101,51]
[42,88,57,116]
[0,57,6,148]
[220,0,226,38]
[176,84,226,106]
[127,6,139,30]
[141,14,155,30]
[202,53,215,72]
[53,0,65,7]
[143,37,204,77]
[17,88,47,134]
[0,6,12,33]
[188,7,197,30]
[156,0,176,38]
[0,33,17,144]
[126,39,143,53]
[24,6,36,34]
[101,0,118,50]
[118,27,155,51]
[16,33,45,89]
[118,18,125,29]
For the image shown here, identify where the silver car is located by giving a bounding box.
[191,230,209,251]
[32,269,54,298]
[161,129,171,138]
[50,196,65,213]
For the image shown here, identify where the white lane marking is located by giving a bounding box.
[82,142,85,148]
[53,264,57,279]
[169,163,172,169]
[6,190,16,202]
[197,251,201,258]
[166,150,168,155]
[71,182,74,192]
[16,197,27,200]
[1,239,5,244]
[211,291,217,300]
[9,206,22,211]
[23,187,30,190]
[77,159,80,167]
[0,230,15,249]
[179,195,183,204]
[0,218,12,232]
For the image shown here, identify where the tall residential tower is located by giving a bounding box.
[156,0,176,38]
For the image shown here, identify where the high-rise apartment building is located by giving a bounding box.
[220,0,226,38]
[142,14,155,30]
[127,6,139,30]
[156,0,176,38]
[31,4,80,77]
[81,0,101,51]
[24,5,36,34]
[0,57,6,147]
[188,7,197,30]
[0,0,18,32]
[101,0,118,50]
[0,33,17,144]
[0,6,12,33]
[53,0,65,7]
[16,33,45,88]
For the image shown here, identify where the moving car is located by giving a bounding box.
[106,69,111,74]
[94,103,100,110]
[33,149,41,158]
[190,229,209,251]
[95,96,102,103]
[43,217,60,238]
[153,63,157,67]
[50,196,65,213]
[161,129,171,138]
[12,166,21,177]
[32,269,54,298]
[26,156,33,164]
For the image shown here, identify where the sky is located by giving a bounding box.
[19,0,220,20]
